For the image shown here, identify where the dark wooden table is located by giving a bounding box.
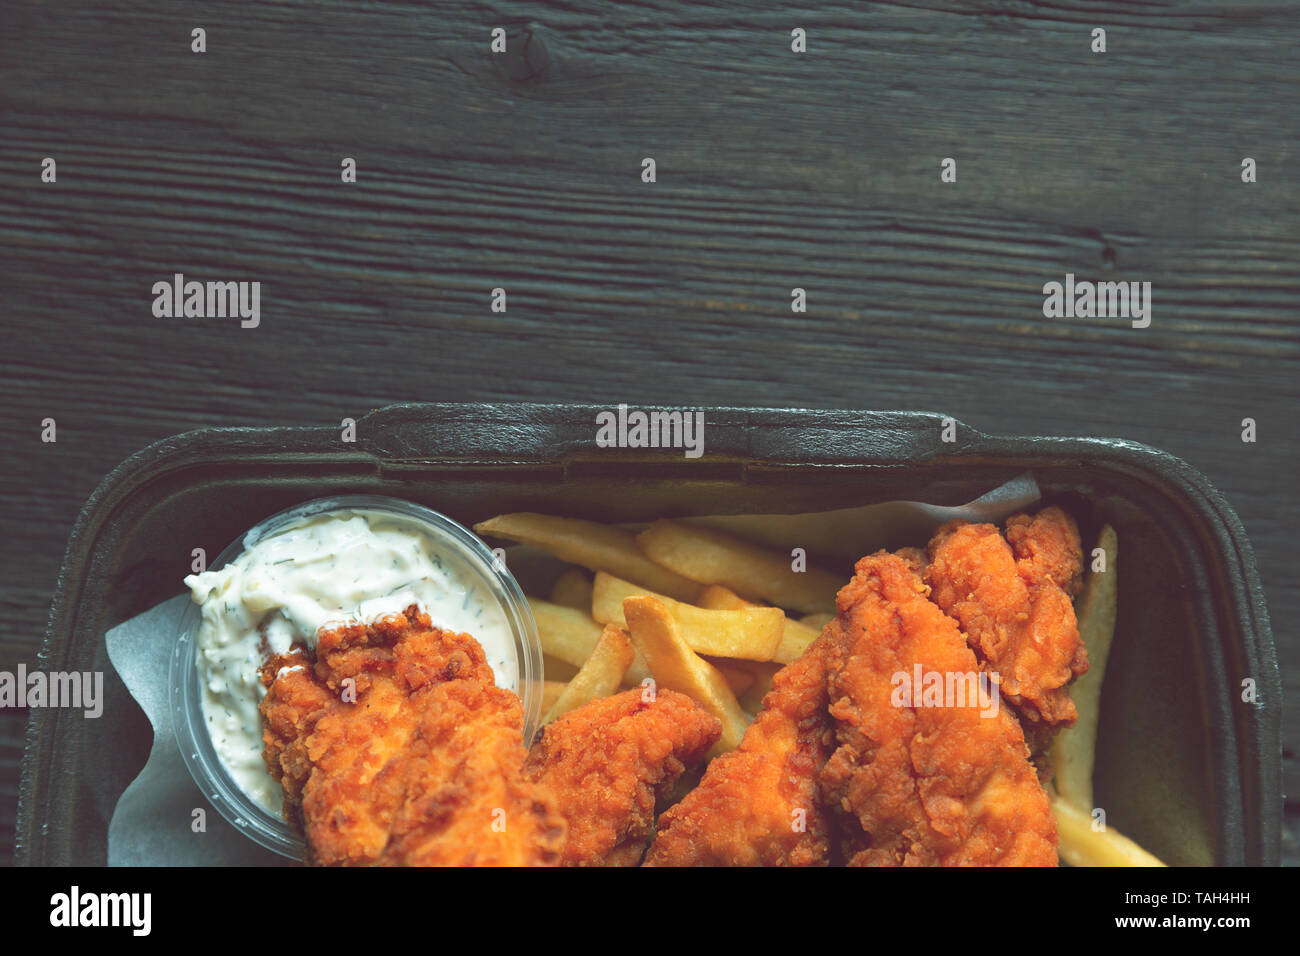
[2,1,1295,866]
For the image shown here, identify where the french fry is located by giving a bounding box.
[735,661,782,714]
[548,568,594,611]
[773,617,821,664]
[636,519,840,613]
[540,679,568,713]
[704,658,758,696]
[1047,526,1163,866]
[696,580,823,664]
[529,598,605,669]
[543,624,636,724]
[592,572,785,661]
[530,597,650,684]
[622,595,751,753]
[475,513,701,602]
[1051,795,1165,867]
[799,611,835,632]
[1052,525,1118,810]
[695,584,756,610]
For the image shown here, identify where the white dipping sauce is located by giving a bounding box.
[184,510,517,815]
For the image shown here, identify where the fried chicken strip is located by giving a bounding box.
[924,506,1087,730]
[643,636,833,867]
[525,688,721,866]
[820,552,1058,866]
[260,606,565,866]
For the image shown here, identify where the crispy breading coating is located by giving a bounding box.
[260,606,565,866]
[525,688,720,866]
[820,552,1058,866]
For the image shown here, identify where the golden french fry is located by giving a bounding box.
[475,513,701,602]
[773,617,821,664]
[704,658,757,697]
[540,679,568,713]
[1052,525,1119,810]
[548,568,594,611]
[1047,526,1163,866]
[1051,795,1165,867]
[636,519,840,614]
[799,612,835,631]
[622,595,750,754]
[695,584,758,610]
[529,598,605,669]
[543,624,635,724]
[734,661,782,714]
[530,597,649,685]
[592,572,785,661]
[695,581,823,663]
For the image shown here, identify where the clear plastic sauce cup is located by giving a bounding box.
[169,495,542,859]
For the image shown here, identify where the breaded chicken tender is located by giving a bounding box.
[820,552,1058,866]
[525,688,720,866]
[924,506,1087,731]
[644,636,833,867]
[259,605,565,866]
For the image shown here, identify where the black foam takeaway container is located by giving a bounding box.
[15,404,1281,865]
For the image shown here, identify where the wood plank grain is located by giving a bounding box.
[0,0,1294,863]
